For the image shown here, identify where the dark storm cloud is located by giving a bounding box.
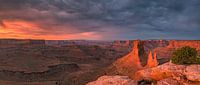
[0,0,200,39]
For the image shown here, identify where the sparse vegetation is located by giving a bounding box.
[171,46,200,65]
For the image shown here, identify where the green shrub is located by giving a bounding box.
[171,46,200,65]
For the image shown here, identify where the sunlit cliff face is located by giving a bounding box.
[0,19,103,40]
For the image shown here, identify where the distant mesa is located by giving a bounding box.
[113,40,132,46]
[0,39,45,45]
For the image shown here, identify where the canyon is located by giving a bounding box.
[0,39,199,85]
[88,40,200,85]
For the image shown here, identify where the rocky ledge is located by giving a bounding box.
[135,62,200,85]
[87,62,200,85]
[86,76,136,85]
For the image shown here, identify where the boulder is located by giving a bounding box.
[135,62,200,84]
[86,76,136,85]
[157,78,179,85]
[185,65,200,81]
[134,62,186,80]
[157,77,200,85]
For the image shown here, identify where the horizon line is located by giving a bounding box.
[0,38,199,41]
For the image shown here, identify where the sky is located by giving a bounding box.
[0,0,200,40]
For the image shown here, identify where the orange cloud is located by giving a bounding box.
[0,19,103,40]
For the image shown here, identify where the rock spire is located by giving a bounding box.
[145,51,159,68]
[108,40,158,76]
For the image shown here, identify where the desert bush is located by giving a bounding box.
[171,46,200,65]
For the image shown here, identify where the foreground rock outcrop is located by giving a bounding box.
[135,62,200,85]
[89,62,200,85]
[185,65,200,81]
[135,62,185,80]
[86,76,136,85]
[157,78,180,85]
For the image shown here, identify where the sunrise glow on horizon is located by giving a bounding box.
[0,19,103,40]
[0,0,200,40]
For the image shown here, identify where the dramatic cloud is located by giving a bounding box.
[0,0,200,40]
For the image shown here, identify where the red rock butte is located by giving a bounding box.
[111,40,159,76]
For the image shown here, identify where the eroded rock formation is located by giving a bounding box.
[145,51,159,68]
[108,40,144,76]
[153,52,159,66]
[107,40,158,76]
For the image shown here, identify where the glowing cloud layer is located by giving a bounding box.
[0,0,200,40]
[0,19,103,40]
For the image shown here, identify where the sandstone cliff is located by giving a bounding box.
[154,40,200,59]
[106,40,160,77]
[168,40,200,50]
[107,40,146,76]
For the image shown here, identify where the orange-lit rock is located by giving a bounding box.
[153,52,159,67]
[157,77,200,85]
[145,51,159,68]
[134,62,186,81]
[86,76,137,85]
[110,40,144,76]
[185,65,200,81]
[145,51,153,68]
[168,40,200,50]
[157,78,180,85]
[154,40,200,59]
[134,62,200,84]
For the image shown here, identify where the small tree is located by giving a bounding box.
[171,46,200,65]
